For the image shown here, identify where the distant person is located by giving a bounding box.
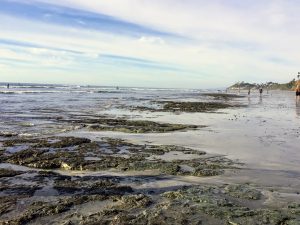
[248,88,251,95]
[259,87,263,96]
[7,83,9,89]
[296,82,300,100]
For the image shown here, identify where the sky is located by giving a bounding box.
[0,0,299,88]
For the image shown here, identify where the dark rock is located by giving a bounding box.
[0,169,23,178]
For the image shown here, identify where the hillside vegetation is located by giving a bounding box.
[229,79,297,90]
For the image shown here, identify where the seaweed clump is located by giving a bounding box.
[65,117,200,133]
[132,101,243,113]
[201,93,245,100]
[162,185,300,225]
[161,101,236,112]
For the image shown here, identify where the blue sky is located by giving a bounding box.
[0,0,299,88]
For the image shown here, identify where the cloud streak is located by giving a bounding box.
[0,0,179,38]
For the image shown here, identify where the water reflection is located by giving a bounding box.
[258,96,263,105]
[296,98,300,117]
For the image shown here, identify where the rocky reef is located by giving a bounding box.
[160,101,239,113]
[161,185,300,225]
[1,136,235,177]
[201,93,245,100]
[130,100,243,113]
[1,135,299,224]
[2,170,299,225]
[58,117,200,133]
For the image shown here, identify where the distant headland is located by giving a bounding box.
[228,79,297,91]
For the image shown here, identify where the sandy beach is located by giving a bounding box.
[1,85,300,224]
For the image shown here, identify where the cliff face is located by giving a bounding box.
[229,80,297,90]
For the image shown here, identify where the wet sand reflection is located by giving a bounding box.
[296,98,300,117]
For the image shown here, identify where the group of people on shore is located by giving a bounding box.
[247,87,263,96]
[245,81,300,100]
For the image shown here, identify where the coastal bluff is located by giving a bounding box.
[228,79,297,90]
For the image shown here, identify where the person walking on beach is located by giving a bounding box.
[296,82,300,100]
[248,87,251,95]
[7,83,9,89]
[259,87,263,96]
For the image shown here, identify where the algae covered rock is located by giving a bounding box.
[0,196,18,216]
[201,93,245,100]
[130,100,243,113]
[0,169,23,178]
[2,136,237,179]
[118,194,152,209]
[160,101,238,112]
[3,136,90,148]
[224,184,262,200]
[193,168,223,177]
[288,203,300,215]
[87,118,199,133]
[162,191,184,200]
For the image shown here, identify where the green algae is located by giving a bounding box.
[2,136,233,177]
[1,168,299,225]
[224,184,262,200]
[83,118,200,133]
[161,101,237,112]
[201,93,245,100]
[131,100,243,113]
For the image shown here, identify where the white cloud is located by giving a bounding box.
[1,0,300,87]
[138,36,165,45]
[0,63,8,69]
